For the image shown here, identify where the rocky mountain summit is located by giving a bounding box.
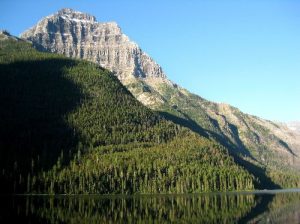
[21,8,300,184]
[21,8,169,106]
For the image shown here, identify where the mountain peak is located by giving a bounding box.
[57,8,96,22]
[57,8,76,14]
[21,9,167,83]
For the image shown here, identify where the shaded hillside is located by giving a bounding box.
[0,32,255,194]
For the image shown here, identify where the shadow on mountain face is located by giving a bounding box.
[159,111,281,190]
[278,139,298,157]
[233,155,281,189]
[238,193,274,224]
[159,111,210,138]
[207,116,253,158]
[0,59,84,193]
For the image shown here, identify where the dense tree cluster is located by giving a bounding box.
[35,134,254,194]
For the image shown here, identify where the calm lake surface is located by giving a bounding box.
[1,189,300,223]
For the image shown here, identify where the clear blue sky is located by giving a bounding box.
[1,0,299,122]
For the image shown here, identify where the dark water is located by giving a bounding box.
[1,189,300,223]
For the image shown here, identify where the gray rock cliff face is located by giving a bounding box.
[21,8,300,174]
[21,8,166,83]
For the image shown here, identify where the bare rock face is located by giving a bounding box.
[21,8,300,172]
[21,8,166,83]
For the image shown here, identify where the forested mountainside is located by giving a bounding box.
[20,8,300,188]
[0,31,255,194]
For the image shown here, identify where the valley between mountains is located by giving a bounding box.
[0,8,299,194]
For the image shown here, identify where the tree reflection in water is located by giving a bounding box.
[1,191,300,224]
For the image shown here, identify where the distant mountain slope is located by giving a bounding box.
[287,121,300,134]
[20,8,300,188]
[0,31,256,194]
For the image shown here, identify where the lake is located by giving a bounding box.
[1,189,300,223]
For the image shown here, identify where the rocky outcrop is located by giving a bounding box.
[0,30,24,41]
[21,8,300,172]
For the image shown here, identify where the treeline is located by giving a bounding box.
[32,134,254,194]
